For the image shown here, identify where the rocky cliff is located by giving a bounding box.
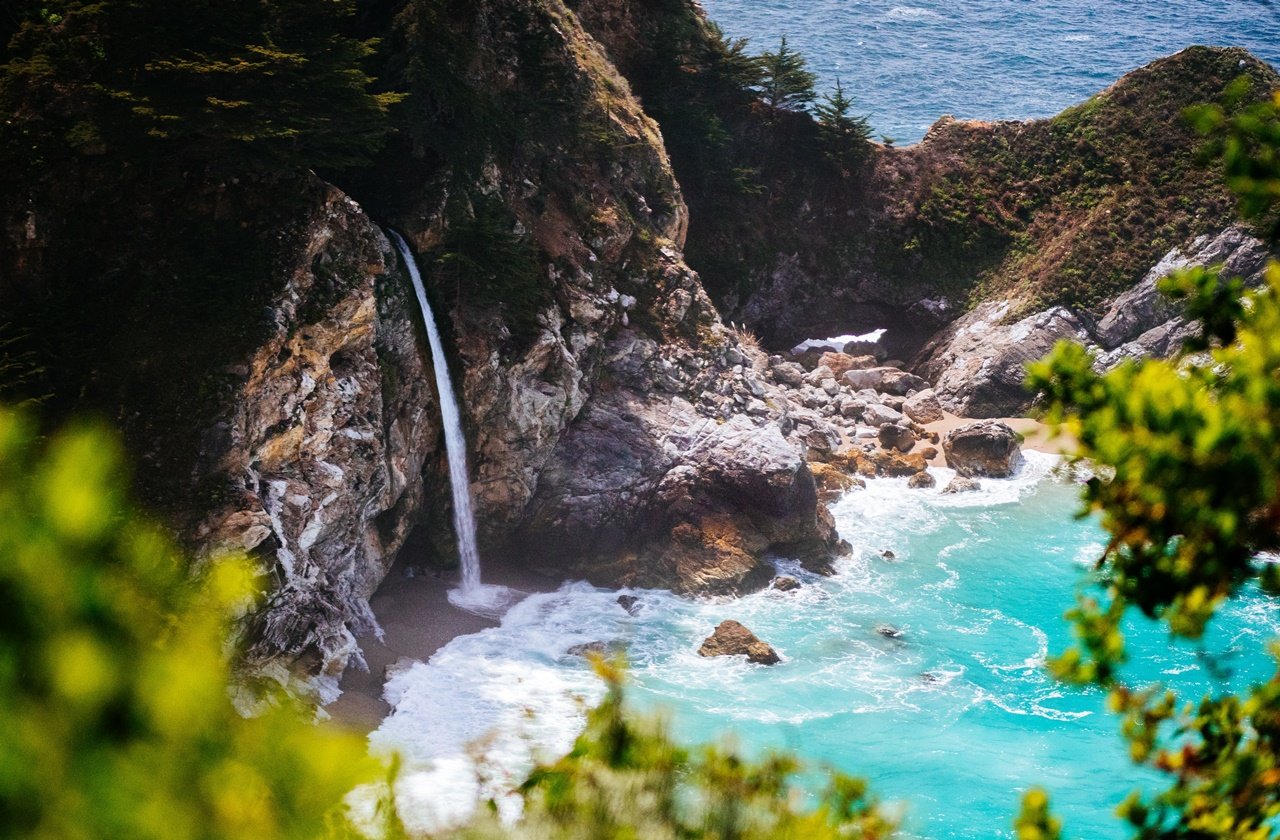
[1,0,848,696]
[5,0,1276,698]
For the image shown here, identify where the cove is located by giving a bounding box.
[371,454,1280,838]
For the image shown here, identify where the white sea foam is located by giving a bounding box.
[363,583,629,832]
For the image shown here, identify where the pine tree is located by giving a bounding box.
[0,0,402,175]
[757,35,816,115]
[813,77,873,171]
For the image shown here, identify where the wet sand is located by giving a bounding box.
[326,530,564,732]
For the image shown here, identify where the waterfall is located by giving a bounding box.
[389,231,514,616]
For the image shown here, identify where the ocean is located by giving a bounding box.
[698,0,1280,144]
[367,454,1280,838]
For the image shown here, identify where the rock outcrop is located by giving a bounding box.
[916,303,1091,418]
[698,620,781,665]
[943,421,1024,478]
[913,225,1272,416]
[193,184,438,699]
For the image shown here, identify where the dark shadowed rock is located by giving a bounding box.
[907,471,936,489]
[879,424,917,453]
[770,361,806,387]
[772,576,801,592]
[617,595,640,615]
[876,623,905,639]
[698,620,781,665]
[943,420,1024,477]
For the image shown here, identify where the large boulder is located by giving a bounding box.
[698,620,781,665]
[522,395,843,595]
[915,303,1090,418]
[942,420,1024,477]
[862,403,905,428]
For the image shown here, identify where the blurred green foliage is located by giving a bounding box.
[1025,82,1280,838]
[0,408,395,840]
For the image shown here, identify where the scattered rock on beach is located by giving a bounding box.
[698,620,781,665]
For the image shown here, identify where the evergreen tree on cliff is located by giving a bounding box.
[757,35,816,116]
[813,77,873,172]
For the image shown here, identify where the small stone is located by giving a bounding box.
[617,594,641,614]
[879,423,917,453]
[881,549,896,560]
[698,620,781,665]
[907,471,936,489]
[942,476,982,494]
[875,623,905,639]
[772,576,801,592]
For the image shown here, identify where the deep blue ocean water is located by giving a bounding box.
[698,0,1280,144]
[372,456,1280,838]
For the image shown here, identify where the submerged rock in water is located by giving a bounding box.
[881,550,896,560]
[567,640,627,658]
[698,620,781,665]
[617,594,641,615]
[875,623,905,639]
[943,420,1024,477]
[943,476,982,494]
[772,576,801,592]
[907,471,936,489]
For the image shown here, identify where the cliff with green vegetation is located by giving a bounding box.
[573,0,1277,359]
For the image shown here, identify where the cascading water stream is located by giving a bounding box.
[389,230,515,617]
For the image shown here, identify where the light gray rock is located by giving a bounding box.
[1095,226,1269,349]
[903,388,945,423]
[942,476,981,494]
[915,303,1090,418]
[862,403,905,428]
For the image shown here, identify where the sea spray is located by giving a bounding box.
[388,230,515,617]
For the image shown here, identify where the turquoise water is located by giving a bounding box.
[698,0,1280,144]
[372,455,1279,837]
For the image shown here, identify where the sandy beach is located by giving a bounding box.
[326,530,564,732]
